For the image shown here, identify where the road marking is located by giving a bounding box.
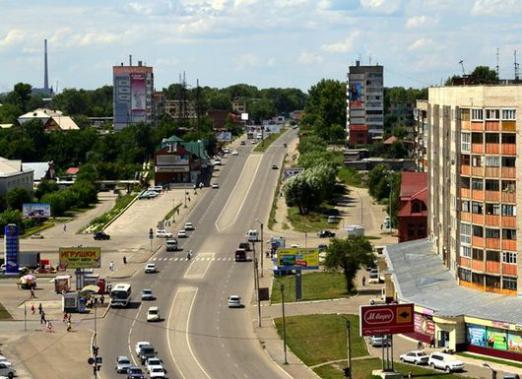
[127,303,143,366]
[184,252,215,279]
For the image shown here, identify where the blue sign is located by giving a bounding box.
[4,224,19,275]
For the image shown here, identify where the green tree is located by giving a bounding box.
[35,180,59,200]
[0,209,23,233]
[324,236,375,294]
[5,83,33,112]
[248,98,276,122]
[469,66,498,84]
[6,188,32,210]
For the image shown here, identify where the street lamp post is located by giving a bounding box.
[482,363,497,379]
[338,313,352,378]
[256,219,264,278]
[184,190,188,208]
[252,241,261,327]
[280,282,288,365]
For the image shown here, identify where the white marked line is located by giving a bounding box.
[127,303,143,366]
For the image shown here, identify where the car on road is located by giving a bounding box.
[135,342,151,356]
[240,140,246,145]
[30,232,44,239]
[318,244,328,251]
[115,355,132,373]
[177,229,187,238]
[235,249,247,262]
[137,344,156,365]
[145,357,164,374]
[139,191,159,200]
[184,222,194,231]
[165,239,178,251]
[399,350,429,365]
[271,164,278,170]
[155,229,173,238]
[146,306,161,322]
[0,363,15,379]
[223,148,230,154]
[368,269,380,284]
[227,295,242,308]
[231,150,239,156]
[0,357,11,368]
[94,231,110,240]
[317,230,335,238]
[327,215,338,224]
[251,140,256,144]
[147,186,163,193]
[211,183,219,189]
[369,335,390,347]
[144,263,157,273]
[238,242,251,251]
[428,352,464,373]
[149,367,167,378]
[126,366,145,379]
[141,289,155,301]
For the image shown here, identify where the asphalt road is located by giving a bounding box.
[98,130,297,379]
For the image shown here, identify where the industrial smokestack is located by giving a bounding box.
[44,39,49,92]
[129,54,132,66]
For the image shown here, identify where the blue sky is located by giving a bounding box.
[1,0,522,92]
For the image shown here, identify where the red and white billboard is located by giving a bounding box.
[360,303,414,336]
[131,73,146,112]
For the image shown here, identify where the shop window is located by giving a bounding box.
[485,203,500,215]
[458,267,472,281]
[502,229,516,240]
[486,250,500,261]
[472,273,484,285]
[502,252,517,264]
[472,248,484,260]
[503,277,517,290]
[486,275,500,288]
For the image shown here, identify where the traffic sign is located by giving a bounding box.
[359,303,414,336]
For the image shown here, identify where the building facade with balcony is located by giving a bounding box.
[413,100,428,171]
[428,85,521,296]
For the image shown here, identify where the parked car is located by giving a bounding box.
[369,335,390,347]
[94,231,110,240]
[156,229,173,238]
[149,367,167,378]
[141,289,155,301]
[138,345,156,365]
[428,352,464,373]
[231,150,239,156]
[126,366,145,379]
[238,242,251,251]
[0,362,15,379]
[223,148,230,154]
[228,295,242,308]
[399,350,429,365]
[115,355,132,373]
[211,183,219,189]
[368,269,380,284]
[144,263,157,273]
[147,186,163,193]
[30,232,44,239]
[184,222,194,231]
[135,342,151,356]
[146,306,160,322]
[271,164,278,169]
[139,191,158,200]
[327,215,338,224]
[0,356,11,367]
[317,230,335,238]
[177,229,187,238]
[318,244,328,251]
[504,374,521,379]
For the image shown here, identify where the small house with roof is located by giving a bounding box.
[397,171,428,242]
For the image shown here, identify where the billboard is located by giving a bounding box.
[23,203,51,218]
[131,73,146,112]
[277,248,319,270]
[59,247,101,269]
[283,168,304,180]
[4,224,19,275]
[360,303,414,336]
[216,131,232,142]
[241,113,249,121]
[349,81,364,109]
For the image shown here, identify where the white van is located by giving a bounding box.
[246,229,259,242]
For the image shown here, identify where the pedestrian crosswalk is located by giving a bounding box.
[149,256,235,262]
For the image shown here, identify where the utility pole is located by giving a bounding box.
[280,282,288,364]
[252,241,261,327]
[256,219,264,278]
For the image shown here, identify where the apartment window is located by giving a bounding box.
[471,156,482,167]
[485,179,499,191]
[502,157,516,167]
[460,222,472,244]
[502,229,516,240]
[502,252,517,264]
[501,204,516,216]
[473,225,484,237]
[485,133,499,143]
[503,277,517,290]
[461,246,472,258]
[471,133,483,144]
[461,200,470,212]
[485,109,500,120]
[461,133,471,152]
[472,273,484,285]
[502,133,516,144]
[486,275,501,288]
[459,268,472,282]
[472,202,483,214]
[472,248,484,260]
[472,109,483,120]
[501,180,516,192]
[461,154,470,166]
[486,250,500,261]
[471,178,483,190]
[502,109,516,120]
[485,228,500,239]
[485,203,500,215]
[485,156,500,167]
[460,176,470,189]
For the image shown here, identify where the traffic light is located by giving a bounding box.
[343,367,351,378]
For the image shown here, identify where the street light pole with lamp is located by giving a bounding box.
[482,363,497,379]
[337,313,352,378]
[256,218,264,278]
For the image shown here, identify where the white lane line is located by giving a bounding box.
[188,288,212,379]
[167,290,186,379]
[127,303,143,366]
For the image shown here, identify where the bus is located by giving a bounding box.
[110,283,132,307]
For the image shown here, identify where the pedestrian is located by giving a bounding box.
[63,224,67,232]
[362,276,366,287]
[31,304,35,315]
[67,319,72,332]
[100,295,105,305]
[29,287,35,298]
[40,311,46,325]
[38,303,43,315]
[408,371,412,379]
[123,256,127,265]
[417,341,423,350]
[63,312,68,323]
[199,182,203,189]
[109,261,114,272]
[46,321,53,333]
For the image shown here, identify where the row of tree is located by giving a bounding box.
[367,164,401,225]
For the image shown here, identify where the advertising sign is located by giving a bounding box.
[467,324,487,347]
[131,73,146,112]
[283,168,304,180]
[508,333,522,353]
[349,81,364,109]
[216,131,232,142]
[59,247,101,269]
[4,224,19,275]
[360,303,414,336]
[486,328,508,350]
[414,313,435,338]
[22,203,51,218]
[276,248,319,270]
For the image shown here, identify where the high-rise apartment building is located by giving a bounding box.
[346,61,383,145]
[113,61,154,130]
[428,85,521,296]
[414,99,428,171]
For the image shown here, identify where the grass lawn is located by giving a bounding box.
[274,314,367,366]
[21,220,55,238]
[313,363,346,379]
[271,272,347,303]
[287,206,338,233]
[163,203,182,221]
[0,302,12,320]
[254,130,284,152]
[86,193,137,232]
[338,167,365,188]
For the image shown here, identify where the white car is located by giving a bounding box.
[369,335,390,347]
[318,251,328,264]
[156,229,173,238]
[135,341,151,356]
[223,148,230,154]
[145,357,164,374]
[231,150,239,156]
[0,362,15,378]
[139,191,159,199]
[428,352,464,373]
[399,350,429,365]
[211,183,219,189]
[147,186,163,193]
[141,289,155,301]
[184,222,194,231]
[147,306,160,322]
[144,263,157,273]
[0,356,11,367]
[177,229,187,238]
[149,367,167,378]
[227,295,242,308]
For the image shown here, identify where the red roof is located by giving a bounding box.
[65,167,79,175]
[398,172,428,217]
[383,136,398,145]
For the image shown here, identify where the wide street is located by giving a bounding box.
[98,130,297,379]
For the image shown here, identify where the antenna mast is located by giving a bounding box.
[515,50,520,82]
[496,48,500,79]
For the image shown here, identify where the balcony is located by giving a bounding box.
[485,144,499,154]
[471,121,484,131]
[484,167,500,177]
[462,120,471,130]
[485,238,500,249]
[502,263,517,276]
[461,165,471,175]
[501,167,516,178]
[502,216,516,228]
[460,212,472,222]
[460,256,472,268]
[502,240,516,250]
[472,236,485,247]
[460,188,471,198]
[472,167,484,176]
[502,120,516,131]
[472,259,485,272]
[501,192,516,203]
[485,214,499,226]
[471,144,484,154]
[485,261,501,274]
[471,191,484,201]
[501,144,516,155]
[485,121,500,131]
[472,214,484,224]
[484,190,500,201]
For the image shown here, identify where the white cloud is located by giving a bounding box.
[233,0,258,6]
[176,17,216,34]
[0,29,24,48]
[297,50,323,64]
[360,0,401,14]
[471,0,522,16]
[408,38,432,51]
[236,53,259,69]
[405,15,427,28]
[321,31,359,53]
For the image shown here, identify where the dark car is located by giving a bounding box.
[272,164,278,169]
[94,231,110,240]
[126,366,145,379]
[238,242,251,251]
[317,230,335,238]
[240,140,246,145]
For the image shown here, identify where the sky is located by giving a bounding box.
[1,0,522,93]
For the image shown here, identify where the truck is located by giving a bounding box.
[19,252,41,269]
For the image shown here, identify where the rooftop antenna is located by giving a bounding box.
[129,54,132,66]
[496,48,500,78]
[514,50,520,82]
[44,39,49,93]
[369,54,372,65]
